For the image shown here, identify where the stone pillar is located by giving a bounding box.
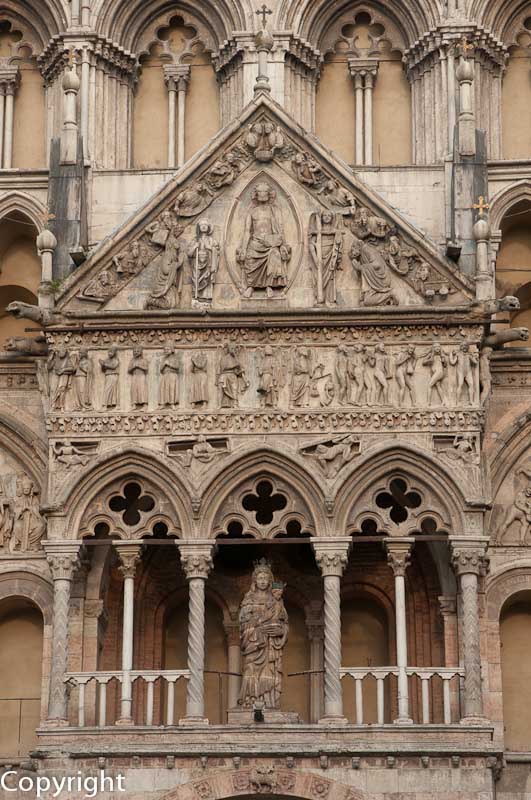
[165,73,177,169]
[36,228,58,310]
[0,85,5,166]
[44,542,81,723]
[164,66,189,169]
[456,56,475,157]
[115,543,142,725]
[60,63,81,165]
[473,216,493,301]
[178,542,215,724]
[353,71,364,165]
[312,538,351,723]
[307,611,324,723]
[224,619,241,710]
[349,60,378,166]
[363,68,377,165]
[80,48,91,159]
[0,70,19,169]
[451,544,489,723]
[386,539,414,724]
[439,594,459,719]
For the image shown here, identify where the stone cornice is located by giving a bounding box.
[404,24,507,73]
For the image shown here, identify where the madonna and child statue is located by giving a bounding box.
[228,558,299,722]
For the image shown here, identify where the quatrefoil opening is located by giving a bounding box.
[109,481,156,526]
[375,478,421,524]
[242,480,287,526]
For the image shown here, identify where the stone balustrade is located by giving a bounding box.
[66,670,189,727]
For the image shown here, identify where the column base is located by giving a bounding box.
[42,717,70,728]
[393,716,414,725]
[318,715,348,725]
[460,715,489,726]
[115,717,134,727]
[179,716,209,726]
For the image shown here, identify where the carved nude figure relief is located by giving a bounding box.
[498,467,531,545]
[238,559,288,709]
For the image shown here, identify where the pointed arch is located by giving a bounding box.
[489,180,531,233]
[60,446,193,538]
[199,446,329,536]
[0,192,45,233]
[333,442,467,535]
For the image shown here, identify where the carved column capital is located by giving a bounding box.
[451,545,489,577]
[115,542,142,579]
[178,542,215,580]
[164,64,190,93]
[385,539,414,578]
[312,538,351,577]
[44,542,82,581]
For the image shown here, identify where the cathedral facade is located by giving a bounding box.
[0,0,530,798]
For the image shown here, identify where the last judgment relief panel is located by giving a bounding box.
[64,112,473,314]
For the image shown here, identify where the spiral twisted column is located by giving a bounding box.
[115,542,142,725]
[313,538,351,724]
[178,542,215,724]
[386,539,414,724]
[451,542,489,723]
[44,542,82,723]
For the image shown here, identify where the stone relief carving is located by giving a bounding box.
[422,344,448,406]
[159,346,181,408]
[52,440,95,467]
[450,342,478,405]
[218,344,249,408]
[238,559,288,709]
[168,435,230,468]
[245,122,284,161]
[0,473,45,554]
[146,226,185,310]
[309,210,344,305]
[100,346,120,409]
[257,345,287,408]
[440,434,480,466]
[49,346,76,411]
[128,348,149,408]
[190,351,209,407]
[187,219,220,304]
[395,345,418,407]
[498,467,531,545]
[236,182,292,298]
[300,434,360,478]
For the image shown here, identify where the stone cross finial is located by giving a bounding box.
[256,4,272,27]
[459,36,475,57]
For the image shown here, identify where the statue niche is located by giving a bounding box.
[228,559,298,723]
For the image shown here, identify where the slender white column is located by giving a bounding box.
[363,69,376,165]
[115,543,142,724]
[386,540,414,724]
[80,49,91,159]
[176,75,188,168]
[313,538,351,723]
[225,621,241,710]
[0,87,5,168]
[44,543,81,723]
[70,0,80,27]
[166,76,177,168]
[354,72,364,165]
[447,50,456,152]
[60,64,80,165]
[3,82,16,169]
[451,544,489,723]
[178,543,215,724]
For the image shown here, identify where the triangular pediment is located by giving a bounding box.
[56,92,475,317]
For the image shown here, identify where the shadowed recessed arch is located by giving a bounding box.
[0,0,66,49]
[489,180,531,233]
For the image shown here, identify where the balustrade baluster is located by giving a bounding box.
[78,682,85,727]
[421,677,430,724]
[355,678,364,725]
[167,680,175,726]
[376,677,385,724]
[443,677,452,724]
[98,681,107,727]
[146,680,155,726]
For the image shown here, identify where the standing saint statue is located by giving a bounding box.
[11,474,46,552]
[238,559,288,709]
[236,182,291,298]
[187,219,220,303]
[309,210,344,305]
[159,346,181,408]
[100,346,120,409]
[217,344,248,408]
[128,347,149,408]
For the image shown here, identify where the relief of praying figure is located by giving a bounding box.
[350,237,398,307]
[309,210,344,305]
[187,219,220,303]
[146,229,185,310]
[238,559,288,709]
[72,348,94,410]
[159,346,181,408]
[128,347,149,408]
[100,346,120,409]
[237,182,291,298]
[217,344,249,408]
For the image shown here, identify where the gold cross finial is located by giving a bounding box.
[43,209,56,225]
[66,49,77,68]
[256,4,272,27]
[472,196,490,217]
[459,35,475,57]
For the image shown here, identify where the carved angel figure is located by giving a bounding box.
[237,182,291,298]
[309,210,344,305]
[53,441,90,467]
[217,344,248,408]
[245,122,284,161]
[238,559,288,709]
[187,219,219,303]
[443,434,480,467]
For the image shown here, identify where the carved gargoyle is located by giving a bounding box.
[483,328,529,348]
[4,335,48,356]
[6,301,56,326]
[469,296,520,317]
